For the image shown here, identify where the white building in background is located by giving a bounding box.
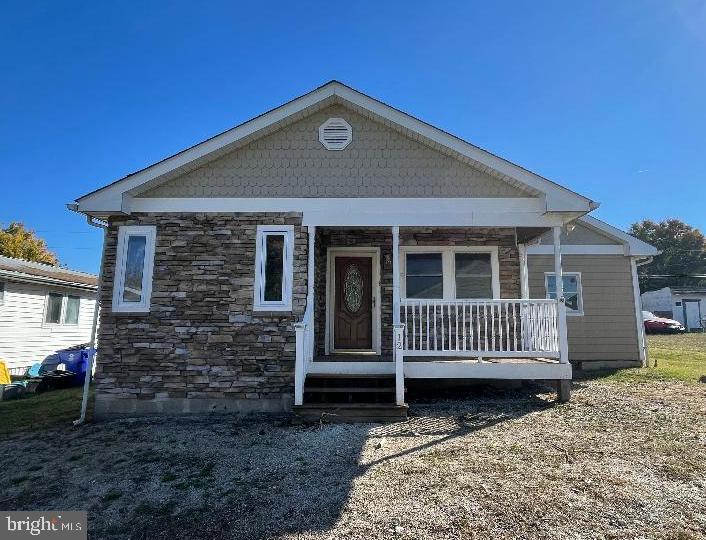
[0,256,98,373]
[641,286,706,331]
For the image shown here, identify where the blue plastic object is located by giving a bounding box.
[56,347,94,385]
[41,346,95,385]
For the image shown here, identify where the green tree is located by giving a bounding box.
[629,219,706,291]
[0,222,58,265]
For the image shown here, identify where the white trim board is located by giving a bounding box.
[527,245,626,255]
[72,81,596,215]
[126,197,578,227]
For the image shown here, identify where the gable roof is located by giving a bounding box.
[580,216,659,257]
[0,256,98,290]
[71,80,598,215]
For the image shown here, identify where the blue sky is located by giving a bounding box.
[2,1,705,274]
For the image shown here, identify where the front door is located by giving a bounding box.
[333,256,373,350]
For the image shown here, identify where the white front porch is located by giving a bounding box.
[294,225,573,406]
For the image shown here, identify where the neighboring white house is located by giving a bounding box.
[0,256,98,374]
[641,286,706,331]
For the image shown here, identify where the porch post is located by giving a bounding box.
[294,323,305,405]
[553,226,569,365]
[306,225,316,359]
[392,226,400,325]
[391,226,404,405]
[518,243,529,299]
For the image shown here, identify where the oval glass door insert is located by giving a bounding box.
[343,264,363,313]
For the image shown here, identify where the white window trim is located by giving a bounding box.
[253,225,294,312]
[112,225,157,313]
[544,272,584,316]
[400,246,500,300]
[42,293,81,326]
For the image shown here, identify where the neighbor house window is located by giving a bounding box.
[254,225,294,311]
[44,293,81,325]
[113,225,157,313]
[405,253,443,299]
[402,248,499,299]
[0,281,4,305]
[545,272,583,315]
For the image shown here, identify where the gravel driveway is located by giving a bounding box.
[1,379,705,539]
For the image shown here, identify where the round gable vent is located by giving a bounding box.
[319,118,352,150]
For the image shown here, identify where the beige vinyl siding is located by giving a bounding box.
[140,104,534,199]
[537,222,621,246]
[528,255,639,363]
[0,281,96,371]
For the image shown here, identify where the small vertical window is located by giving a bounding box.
[254,225,294,311]
[45,293,63,324]
[546,272,583,315]
[113,226,157,312]
[0,281,4,305]
[405,253,443,299]
[455,253,492,298]
[64,296,80,325]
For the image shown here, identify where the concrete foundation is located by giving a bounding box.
[94,395,293,419]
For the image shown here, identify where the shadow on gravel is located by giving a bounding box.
[0,384,552,540]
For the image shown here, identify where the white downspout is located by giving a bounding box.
[73,215,108,425]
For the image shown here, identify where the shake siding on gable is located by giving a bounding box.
[528,255,640,364]
[139,105,533,199]
[0,281,96,371]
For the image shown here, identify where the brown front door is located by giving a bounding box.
[334,256,373,350]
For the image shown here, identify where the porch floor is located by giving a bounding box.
[313,355,559,364]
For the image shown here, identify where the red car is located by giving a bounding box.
[642,311,686,334]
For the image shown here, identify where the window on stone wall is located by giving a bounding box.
[254,225,294,311]
[113,225,157,313]
[402,248,500,299]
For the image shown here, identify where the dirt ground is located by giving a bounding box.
[1,378,705,540]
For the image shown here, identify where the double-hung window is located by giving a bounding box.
[44,293,81,325]
[545,272,583,315]
[112,225,157,313]
[254,225,294,311]
[403,248,499,300]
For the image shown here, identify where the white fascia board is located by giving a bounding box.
[128,197,569,227]
[74,81,596,214]
[579,216,659,256]
[526,245,627,255]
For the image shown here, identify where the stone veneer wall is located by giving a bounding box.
[95,212,307,417]
[313,227,520,358]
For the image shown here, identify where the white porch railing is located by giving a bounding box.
[400,298,560,358]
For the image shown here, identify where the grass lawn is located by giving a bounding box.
[0,386,91,436]
[590,333,706,384]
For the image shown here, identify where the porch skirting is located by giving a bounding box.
[94,394,293,419]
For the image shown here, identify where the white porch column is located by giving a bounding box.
[553,227,570,365]
[391,226,404,404]
[306,225,316,359]
[518,243,529,299]
[392,226,400,325]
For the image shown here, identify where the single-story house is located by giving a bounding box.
[0,256,98,374]
[641,286,706,331]
[68,81,658,420]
